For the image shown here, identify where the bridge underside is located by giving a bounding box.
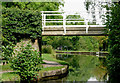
[42,26,108,36]
[42,34,107,36]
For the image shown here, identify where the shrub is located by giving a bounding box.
[2,8,42,62]
[11,42,42,82]
[42,45,54,54]
[2,44,14,61]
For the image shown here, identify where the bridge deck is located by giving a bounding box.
[42,25,107,36]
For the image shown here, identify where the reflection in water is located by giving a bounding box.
[88,77,98,81]
[56,54,108,81]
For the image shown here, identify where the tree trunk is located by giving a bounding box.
[37,37,42,57]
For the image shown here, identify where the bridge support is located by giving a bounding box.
[85,19,89,33]
[37,37,42,57]
[63,14,66,34]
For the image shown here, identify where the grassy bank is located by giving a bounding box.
[2,63,13,71]
[55,50,108,53]
[1,66,65,81]
[1,72,20,81]
[42,54,69,65]
[1,54,68,81]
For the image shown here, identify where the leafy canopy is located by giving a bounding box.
[2,8,42,60]
[105,2,120,82]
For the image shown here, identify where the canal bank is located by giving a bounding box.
[1,54,69,81]
[56,51,108,57]
[36,59,69,81]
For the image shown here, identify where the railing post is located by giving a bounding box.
[85,19,89,33]
[43,14,46,30]
[63,13,66,34]
[96,52,99,57]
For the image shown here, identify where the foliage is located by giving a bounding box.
[2,8,42,41]
[66,14,84,25]
[75,36,99,51]
[105,3,120,82]
[42,36,100,51]
[42,45,54,54]
[2,42,14,60]
[93,36,108,51]
[84,0,107,24]
[2,7,41,61]
[2,2,64,11]
[2,1,63,60]
[11,43,42,81]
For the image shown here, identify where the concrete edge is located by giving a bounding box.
[37,65,69,81]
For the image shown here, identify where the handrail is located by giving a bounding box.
[41,11,107,34]
[41,10,111,13]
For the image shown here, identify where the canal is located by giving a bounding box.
[56,54,108,82]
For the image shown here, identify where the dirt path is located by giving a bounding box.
[0,71,14,74]
[42,60,63,68]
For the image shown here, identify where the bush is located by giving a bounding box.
[2,8,42,62]
[11,43,42,82]
[42,45,54,54]
[2,44,14,61]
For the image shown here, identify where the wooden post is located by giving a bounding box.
[37,37,42,57]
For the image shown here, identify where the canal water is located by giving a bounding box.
[56,54,108,82]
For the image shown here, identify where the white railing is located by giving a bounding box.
[41,11,108,34]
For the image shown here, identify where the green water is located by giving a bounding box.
[56,54,108,81]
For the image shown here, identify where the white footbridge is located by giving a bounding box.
[41,11,107,36]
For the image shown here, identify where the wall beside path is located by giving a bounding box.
[13,39,39,56]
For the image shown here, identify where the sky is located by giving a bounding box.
[63,0,86,13]
[60,0,105,24]
[60,0,90,20]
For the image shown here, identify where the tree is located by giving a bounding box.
[84,0,109,24]
[2,8,42,60]
[2,1,64,59]
[2,2,64,11]
[105,2,120,82]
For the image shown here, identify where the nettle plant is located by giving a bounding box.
[11,42,42,81]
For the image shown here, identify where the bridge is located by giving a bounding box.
[41,11,107,36]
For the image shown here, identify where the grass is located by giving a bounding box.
[42,54,69,65]
[1,72,20,81]
[41,66,64,72]
[2,63,13,71]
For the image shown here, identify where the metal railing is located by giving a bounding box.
[41,11,108,34]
